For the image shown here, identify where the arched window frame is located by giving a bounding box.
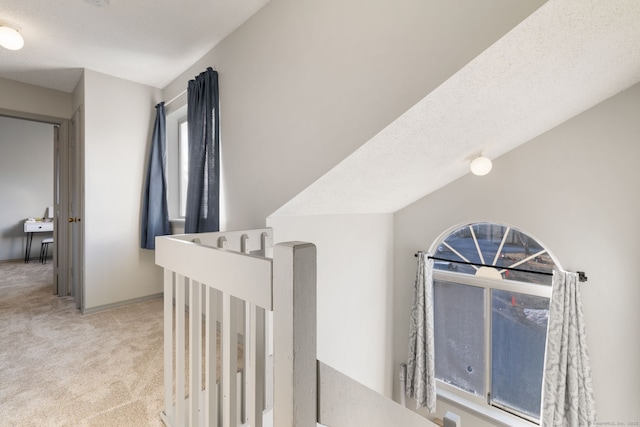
[428,222,560,426]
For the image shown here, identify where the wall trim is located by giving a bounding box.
[82,292,163,315]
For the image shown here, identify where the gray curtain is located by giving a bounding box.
[541,271,596,426]
[184,67,220,233]
[140,102,170,249]
[406,253,436,412]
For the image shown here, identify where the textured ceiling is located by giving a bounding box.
[0,0,270,92]
[272,0,640,217]
[2,1,639,219]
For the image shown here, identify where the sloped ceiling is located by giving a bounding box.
[2,1,639,220]
[0,0,270,92]
[272,0,640,217]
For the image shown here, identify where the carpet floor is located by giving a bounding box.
[0,260,165,426]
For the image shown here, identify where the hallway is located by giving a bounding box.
[0,261,164,426]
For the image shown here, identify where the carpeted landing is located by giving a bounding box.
[0,260,165,426]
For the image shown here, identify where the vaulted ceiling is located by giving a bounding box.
[273,0,640,215]
[2,1,639,218]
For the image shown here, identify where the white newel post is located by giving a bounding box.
[273,242,317,427]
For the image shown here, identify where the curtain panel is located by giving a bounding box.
[185,67,220,233]
[140,102,170,249]
[541,270,596,427]
[406,253,436,412]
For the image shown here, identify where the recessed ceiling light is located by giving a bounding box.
[84,0,110,6]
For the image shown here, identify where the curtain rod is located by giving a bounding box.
[414,252,588,282]
[164,88,187,107]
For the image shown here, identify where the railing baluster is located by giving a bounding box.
[222,292,238,427]
[205,287,218,427]
[189,280,202,426]
[176,274,186,426]
[241,234,249,254]
[163,269,175,425]
[249,304,266,427]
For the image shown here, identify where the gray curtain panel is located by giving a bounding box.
[185,67,220,233]
[541,271,596,426]
[140,102,170,249]
[406,253,436,412]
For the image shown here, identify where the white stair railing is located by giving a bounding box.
[157,229,440,427]
[156,229,275,427]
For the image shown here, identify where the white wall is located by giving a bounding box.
[82,69,164,310]
[393,83,640,425]
[0,117,54,261]
[267,213,394,395]
[0,77,72,119]
[160,0,544,395]
[163,0,544,231]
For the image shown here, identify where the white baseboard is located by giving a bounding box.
[82,292,163,315]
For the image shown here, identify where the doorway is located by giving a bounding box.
[0,108,83,310]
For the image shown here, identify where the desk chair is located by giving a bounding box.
[40,238,53,264]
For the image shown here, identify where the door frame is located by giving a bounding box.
[0,107,83,308]
[68,108,84,309]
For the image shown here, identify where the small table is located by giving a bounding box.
[24,221,54,263]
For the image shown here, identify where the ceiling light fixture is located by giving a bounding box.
[470,154,492,176]
[0,23,24,50]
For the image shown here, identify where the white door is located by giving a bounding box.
[53,110,84,309]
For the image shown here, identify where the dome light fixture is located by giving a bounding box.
[0,22,24,50]
[470,154,492,176]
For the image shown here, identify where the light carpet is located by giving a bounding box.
[0,260,165,426]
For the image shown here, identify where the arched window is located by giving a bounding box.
[430,222,558,424]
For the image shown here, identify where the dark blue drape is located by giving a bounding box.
[184,67,220,233]
[141,102,171,249]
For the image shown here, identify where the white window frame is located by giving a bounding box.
[429,223,558,426]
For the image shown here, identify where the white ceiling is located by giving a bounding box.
[0,0,270,92]
[2,1,640,219]
[273,0,640,216]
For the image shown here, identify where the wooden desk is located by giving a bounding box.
[24,221,53,263]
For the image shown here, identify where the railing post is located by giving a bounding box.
[273,242,317,427]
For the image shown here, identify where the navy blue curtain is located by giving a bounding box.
[140,102,171,249]
[185,67,220,233]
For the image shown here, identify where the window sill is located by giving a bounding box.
[437,386,538,427]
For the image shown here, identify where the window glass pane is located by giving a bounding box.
[496,229,554,285]
[471,223,507,264]
[443,225,483,265]
[434,280,485,397]
[178,120,189,217]
[433,223,555,285]
[491,289,549,419]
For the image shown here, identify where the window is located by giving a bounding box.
[431,223,556,424]
[165,104,188,221]
[178,119,189,218]
[166,107,225,229]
